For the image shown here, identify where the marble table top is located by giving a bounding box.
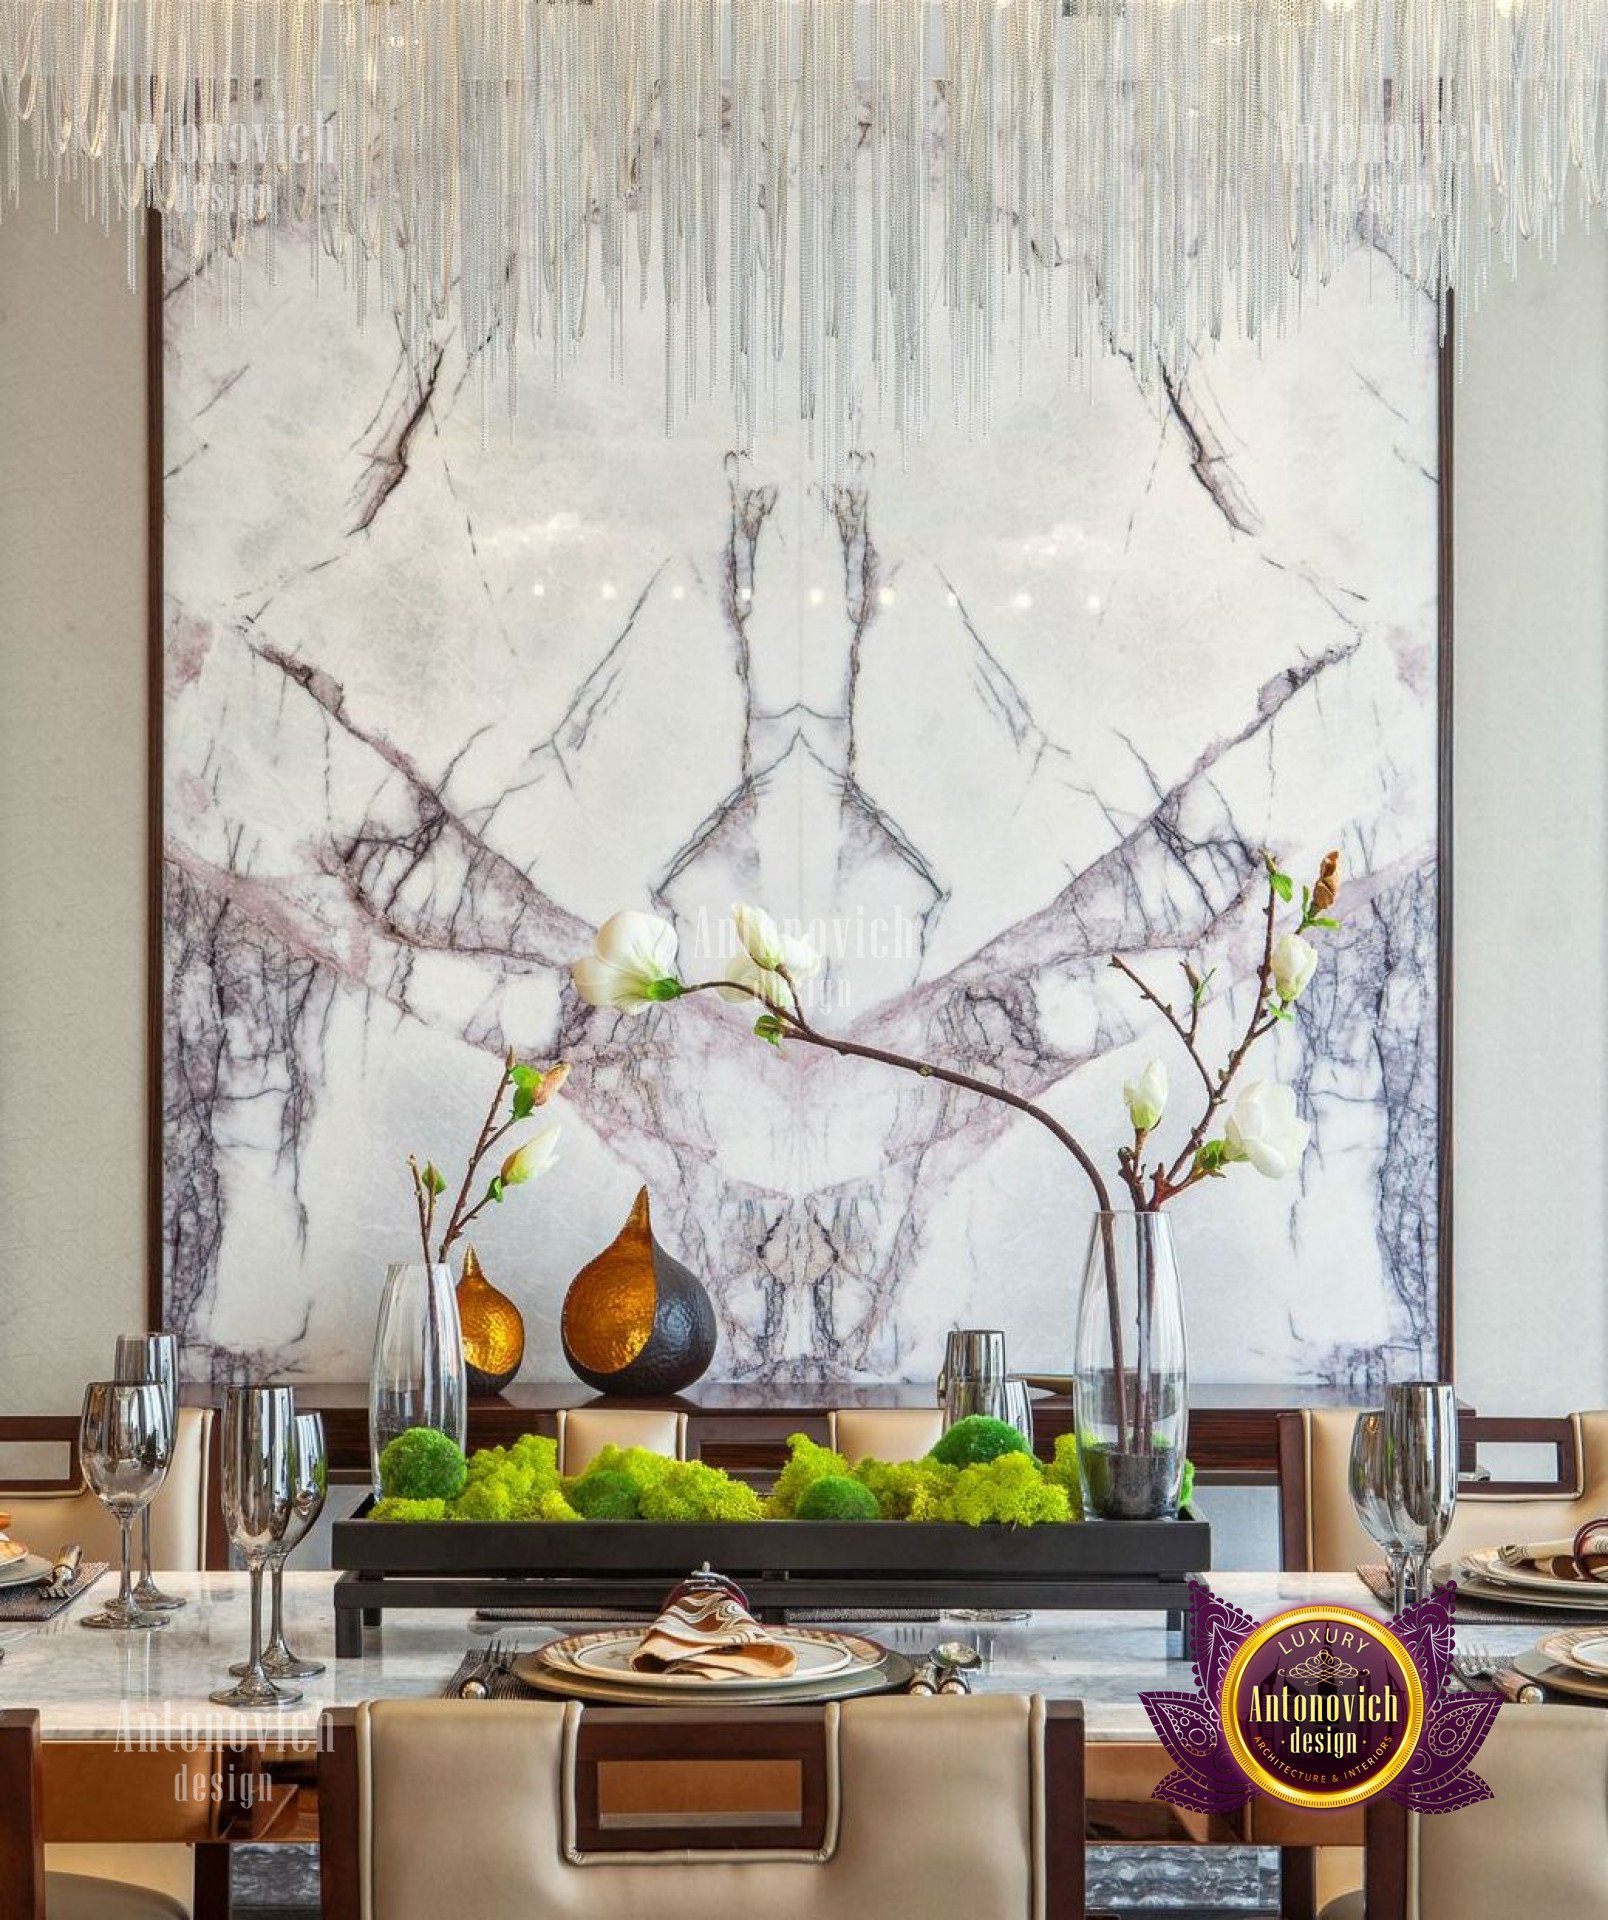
[0,1571,1546,1746]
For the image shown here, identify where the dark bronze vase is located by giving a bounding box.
[561,1188,717,1396]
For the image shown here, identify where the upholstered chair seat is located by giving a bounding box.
[556,1406,687,1477]
[828,1407,944,1464]
[44,1872,189,1919]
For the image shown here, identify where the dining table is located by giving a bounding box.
[0,1567,1551,1915]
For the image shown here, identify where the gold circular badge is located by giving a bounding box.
[1218,1604,1425,1809]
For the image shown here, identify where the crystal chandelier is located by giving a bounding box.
[2,0,1603,463]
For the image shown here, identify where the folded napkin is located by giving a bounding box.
[1496,1521,1608,1584]
[631,1581,798,1680]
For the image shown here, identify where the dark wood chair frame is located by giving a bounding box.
[319,1698,1086,1918]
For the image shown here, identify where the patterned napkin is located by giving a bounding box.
[0,1562,108,1622]
[1497,1522,1608,1583]
[631,1582,798,1679]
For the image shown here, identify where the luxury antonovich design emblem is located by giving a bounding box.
[1143,1582,1503,1815]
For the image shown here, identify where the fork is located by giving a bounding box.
[457,1636,510,1698]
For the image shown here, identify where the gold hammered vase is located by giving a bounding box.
[560,1188,717,1396]
[456,1245,525,1395]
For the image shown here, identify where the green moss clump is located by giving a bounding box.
[370,1495,447,1522]
[447,1478,517,1521]
[794,1475,880,1521]
[941,1454,1072,1527]
[379,1427,469,1502]
[1179,1458,1196,1511]
[635,1458,764,1523]
[1043,1433,1085,1520]
[568,1468,642,1520]
[927,1415,1031,1469]
[850,1456,960,1521]
[766,1434,852,1518]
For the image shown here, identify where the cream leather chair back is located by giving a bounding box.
[557,1407,687,1477]
[348,1695,1065,1920]
[828,1408,944,1464]
[1411,1706,1608,1920]
[0,1407,214,1570]
[1296,1409,1608,1572]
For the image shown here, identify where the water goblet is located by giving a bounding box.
[210,1386,302,1708]
[1386,1382,1459,1608]
[78,1382,176,1631]
[231,1412,327,1680]
[1348,1408,1412,1615]
[113,1332,186,1611]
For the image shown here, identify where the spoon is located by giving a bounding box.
[933,1640,981,1673]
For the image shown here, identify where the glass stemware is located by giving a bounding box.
[1386,1382,1459,1608]
[1348,1408,1412,1615]
[113,1333,186,1612]
[230,1412,327,1680]
[78,1382,176,1631]
[210,1386,301,1708]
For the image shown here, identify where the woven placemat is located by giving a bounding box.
[473,1606,653,1624]
[0,1562,109,1622]
[473,1605,943,1626]
[1358,1562,1608,1628]
[441,1650,544,1699]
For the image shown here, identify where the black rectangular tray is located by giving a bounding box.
[330,1500,1210,1656]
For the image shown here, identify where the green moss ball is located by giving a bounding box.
[379,1427,469,1502]
[928,1415,1031,1469]
[794,1475,881,1521]
[568,1468,643,1521]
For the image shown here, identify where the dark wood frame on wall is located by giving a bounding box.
[139,215,1459,1379]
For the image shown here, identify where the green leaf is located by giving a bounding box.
[645,977,684,1002]
[1269,870,1294,904]
[753,1013,786,1049]
[1192,1140,1231,1177]
[1190,966,1215,1009]
[423,1162,447,1197]
[485,1176,505,1205]
[1310,915,1339,930]
[510,1086,536,1121]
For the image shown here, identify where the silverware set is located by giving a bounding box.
[1452,1645,1545,1703]
[43,1545,82,1601]
[455,1638,520,1698]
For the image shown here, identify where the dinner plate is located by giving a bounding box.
[511,1646,914,1709]
[1461,1546,1608,1597]
[1452,1571,1608,1614]
[1538,1628,1608,1677]
[0,1553,53,1590]
[535,1627,877,1691]
[1511,1646,1608,1705]
[563,1631,857,1688]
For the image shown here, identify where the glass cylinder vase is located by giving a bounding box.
[368,1263,468,1497]
[1074,1211,1188,1520]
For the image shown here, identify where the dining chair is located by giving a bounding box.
[318,1694,1085,1919]
[556,1407,688,1477]
[1276,1407,1608,1920]
[827,1407,944,1463]
[1278,1408,1608,1574]
[0,1711,192,1920]
[0,1407,216,1572]
[1321,1704,1608,1920]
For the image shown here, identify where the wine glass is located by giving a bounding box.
[1387,1382,1459,1608]
[1348,1408,1412,1615]
[78,1382,176,1631]
[231,1412,327,1681]
[113,1333,186,1612]
[210,1386,302,1708]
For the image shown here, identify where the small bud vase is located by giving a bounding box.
[1073,1211,1188,1520]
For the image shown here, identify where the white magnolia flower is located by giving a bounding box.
[1224,1081,1311,1179]
[570,911,681,1011]
[717,951,798,1014]
[732,904,822,979]
[1124,1060,1169,1133]
[500,1126,560,1187]
[1272,932,1319,1002]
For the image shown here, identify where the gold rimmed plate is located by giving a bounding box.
[1461,1547,1608,1598]
[530,1627,885,1693]
[0,1553,52,1591]
[1452,1570,1608,1614]
[1511,1645,1608,1705]
[511,1644,915,1709]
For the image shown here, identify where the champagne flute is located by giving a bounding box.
[113,1333,186,1611]
[210,1386,302,1708]
[78,1383,176,1631]
[1348,1408,1412,1615]
[231,1412,327,1680]
[1387,1382,1459,1608]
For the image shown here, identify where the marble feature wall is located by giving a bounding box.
[162,227,1441,1390]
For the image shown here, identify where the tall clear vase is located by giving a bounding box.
[368,1263,468,1497]
[1074,1211,1188,1520]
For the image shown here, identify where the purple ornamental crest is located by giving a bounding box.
[1142,1580,1504,1814]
